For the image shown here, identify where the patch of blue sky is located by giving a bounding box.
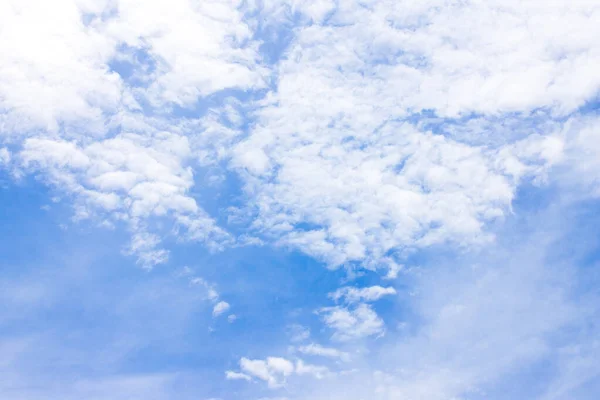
[108,44,158,86]
[0,180,285,399]
[0,191,347,400]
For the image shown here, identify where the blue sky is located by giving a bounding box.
[1,1,600,399]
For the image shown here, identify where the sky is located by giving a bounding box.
[1,1,600,399]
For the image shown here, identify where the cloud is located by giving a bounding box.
[227,0,600,273]
[287,324,311,343]
[260,0,600,117]
[294,360,331,380]
[271,201,600,400]
[232,356,331,389]
[3,0,598,276]
[225,370,251,382]
[558,117,600,196]
[0,0,263,268]
[238,356,295,388]
[233,118,562,272]
[297,344,350,362]
[212,301,230,317]
[318,304,385,342]
[0,0,121,135]
[329,286,396,304]
[0,0,266,137]
[0,148,9,166]
[18,132,230,266]
[103,0,266,107]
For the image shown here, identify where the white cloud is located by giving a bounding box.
[297,344,350,362]
[212,301,230,317]
[2,0,598,277]
[558,117,600,196]
[189,276,220,302]
[233,356,332,389]
[295,360,330,380]
[318,304,385,342]
[0,0,266,137]
[235,122,524,270]
[267,357,295,376]
[329,286,396,304]
[240,358,273,383]
[125,231,169,267]
[274,204,600,400]
[238,357,295,389]
[287,324,311,343]
[225,371,251,382]
[0,0,264,268]
[18,131,229,267]
[261,0,600,117]
[228,0,600,273]
[0,148,10,165]
[103,0,266,107]
[0,0,121,135]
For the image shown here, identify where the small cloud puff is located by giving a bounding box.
[330,285,397,304]
[212,301,230,317]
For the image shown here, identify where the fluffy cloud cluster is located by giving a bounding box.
[329,285,396,304]
[2,0,599,272]
[0,0,263,136]
[227,356,331,388]
[230,0,599,271]
[102,0,265,106]
[296,343,350,362]
[0,0,121,135]
[19,132,228,266]
[0,0,265,265]
[258,0,600,117]
[235,121,557,270]
[318,304,385,342]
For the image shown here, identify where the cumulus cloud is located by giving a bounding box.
[212,301,230,317]
[258,0,600,117]
[0,0,262,267]
[228,0,600,273]
[0,0,265,136]
[237,357,295,388]
[329,286,396,304]
[0,148,10,165]
[233,111,565,272]
[18,132,229,266]
[230,357,331,389]
[0,0,121,135]
[2,0,599,275]
[103,0,266,107]
[294,360,330,380]
[225,371,251,382]
[297,344,350,362]
[318,304,385,342]
[558,117,600,196]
